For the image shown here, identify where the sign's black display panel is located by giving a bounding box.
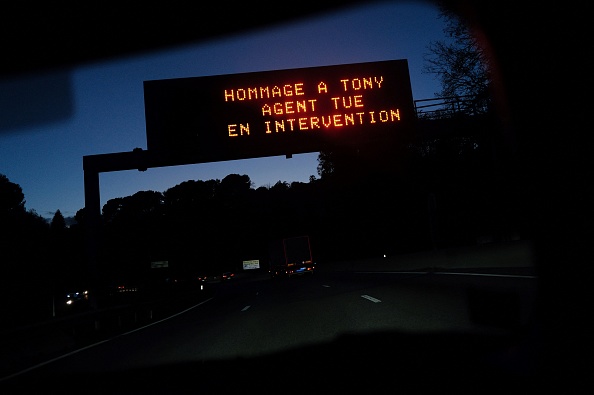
[144,59,414,162]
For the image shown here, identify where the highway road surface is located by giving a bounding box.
[1,267,544,393]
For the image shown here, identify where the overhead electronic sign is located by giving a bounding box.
[143,59,415,162]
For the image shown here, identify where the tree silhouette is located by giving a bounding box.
[100,191,167,282]
[74,207,86,228]
[0,173,26,214]
[422,3,492,115]
[0,174,55,326]
[50,209,66,232]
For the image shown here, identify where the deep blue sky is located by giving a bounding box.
[0,2,449,220]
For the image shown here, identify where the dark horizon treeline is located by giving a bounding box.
[0,115,527,326]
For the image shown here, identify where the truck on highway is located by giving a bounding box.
[268,235,316,279]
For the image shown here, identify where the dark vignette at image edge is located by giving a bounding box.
[0,0,589,392]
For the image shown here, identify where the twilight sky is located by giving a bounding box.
[0,1,449,219]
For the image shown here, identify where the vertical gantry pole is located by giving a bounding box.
[83,165,101,310]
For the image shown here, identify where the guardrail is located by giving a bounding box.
[0,285,215,380]
[414,95,487,120]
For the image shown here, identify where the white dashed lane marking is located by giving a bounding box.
[361,295,381,303]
